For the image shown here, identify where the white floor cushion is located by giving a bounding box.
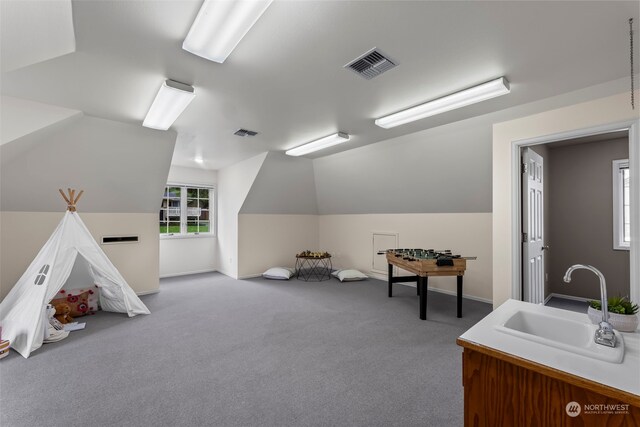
[332,269,368,282]
[263,267,296,280]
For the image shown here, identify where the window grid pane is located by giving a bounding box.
[160,185,214,236]
[623,168,630,243]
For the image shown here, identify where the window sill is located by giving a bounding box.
[160,234,216,240]
[613,245,630,251]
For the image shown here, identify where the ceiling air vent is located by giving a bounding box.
[234,129,258,137]
[344,48,397,80]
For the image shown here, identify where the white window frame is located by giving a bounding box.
[613,159,630,250]
[160,184,216,239]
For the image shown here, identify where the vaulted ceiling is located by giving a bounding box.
[1,1,637,169]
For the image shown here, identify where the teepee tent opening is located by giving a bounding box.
[0,189,150,358]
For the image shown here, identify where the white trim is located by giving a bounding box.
[238,273,264,280]
[545,292,592,303]
[371,232,398,275]
[160,233,216,240]
[136,289,160,296]
[368,271,492,304]
[612,159,631,251]
[216,269,235,279]
[369,271,389,281]
[159,268,217,279]
[161,184,216,237]
[166,180,216,188]
[510,119,640,305]
[629,120,640,305]
[425,285,493,304]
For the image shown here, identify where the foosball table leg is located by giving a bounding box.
[388,263,393,298]
[457,275,463,318]
[419,276,428,320]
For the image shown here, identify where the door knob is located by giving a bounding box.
[542,246,550,251]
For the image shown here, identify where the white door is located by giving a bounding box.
[522,148,545,304]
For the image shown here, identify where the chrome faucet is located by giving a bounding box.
[563,264,616,348]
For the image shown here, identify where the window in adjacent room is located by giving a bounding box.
[160,185,214,237]
[613,159,630,250]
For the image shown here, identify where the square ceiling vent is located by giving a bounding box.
[344,48,397,80]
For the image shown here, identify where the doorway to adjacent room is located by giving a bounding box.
[518,128,633,313]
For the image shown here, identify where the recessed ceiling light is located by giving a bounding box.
[183,0,273,64]
[285,132,350,157]
[375,77,510,129]
[143,80,195,130]
[194,156,204,164]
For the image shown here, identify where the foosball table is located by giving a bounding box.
[382,249,476,320]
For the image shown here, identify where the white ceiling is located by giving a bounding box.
[1,1,637,170]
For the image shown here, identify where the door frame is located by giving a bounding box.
[510,119,640,303]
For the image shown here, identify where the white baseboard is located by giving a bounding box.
[216,269,237,279]
[136,289,160,296]
[160,268,217,279]
[368,271,388,281]
[369,271,492,304]
[546,292,592,303]
[425,286,492,304]
[238,273,263,280]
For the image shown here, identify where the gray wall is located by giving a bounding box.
[313,119,492,214]
[238,78,630,217]
[1,114,176,212]
[240,152,318,214]
[548,138,630,299]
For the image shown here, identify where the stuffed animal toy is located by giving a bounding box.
[53,303,74,324]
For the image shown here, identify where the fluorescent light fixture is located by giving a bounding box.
[183,0,273,63]
[143,80,195,130]
[285,132,350,157]
[375,77,510,129]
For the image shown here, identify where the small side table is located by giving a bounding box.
[295,255,332,281]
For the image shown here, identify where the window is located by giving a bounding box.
[613,159,630,250]
[159,185,214,237]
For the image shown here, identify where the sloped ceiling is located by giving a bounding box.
[0,115,176,213]
[0,0,76,72]
[240,152,317,214]
[1,1,637,170]
[1,96,82,145]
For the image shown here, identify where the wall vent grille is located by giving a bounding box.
[344,48,397,80]
[234,129,258,137]
[101,235,139,244]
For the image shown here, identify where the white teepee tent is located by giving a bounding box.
[0,189,150,358]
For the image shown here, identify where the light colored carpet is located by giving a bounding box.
[0,273,491,427]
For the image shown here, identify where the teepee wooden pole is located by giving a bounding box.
[59,188,83,212]
[75,190,84,205]
[59,189,71,205]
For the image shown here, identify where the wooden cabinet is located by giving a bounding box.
[457,339,640,426]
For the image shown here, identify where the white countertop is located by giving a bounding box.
[458,299,640,396]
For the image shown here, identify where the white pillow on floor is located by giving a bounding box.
[263,267,295,280]
[332,269,368,282]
